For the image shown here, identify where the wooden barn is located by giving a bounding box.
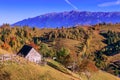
[17,45,42,64]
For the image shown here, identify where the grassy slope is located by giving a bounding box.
[89,71,120,80]
[0,49,119,80]
[47,59,81,79]
[80,70,120,80]
[100,24,120,32]
[46,59,120,80]
[0,48,12,54]
[1,62,80,80]
[107,53,120,63]
[55,39,81,54]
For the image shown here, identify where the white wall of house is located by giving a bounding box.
[25,48,42,63]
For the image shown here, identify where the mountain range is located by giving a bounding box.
[12,10,120,28]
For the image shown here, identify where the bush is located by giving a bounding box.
[56,47,70,64]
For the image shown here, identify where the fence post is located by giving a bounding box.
[2,55,4,65]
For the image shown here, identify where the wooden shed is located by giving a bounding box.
[17,45,42,64]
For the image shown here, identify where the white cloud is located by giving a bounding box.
[98,0,120,7]
[65,0,78,10]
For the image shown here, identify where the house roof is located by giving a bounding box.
[17,45,33,57]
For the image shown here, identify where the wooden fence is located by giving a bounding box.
[0,54,46,66]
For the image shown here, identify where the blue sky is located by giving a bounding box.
[0,0,120,25]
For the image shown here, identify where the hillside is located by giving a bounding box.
[0,58,119,80]
[47,59,120,80]
[0,24,120,79]
[0,48,12,54]
[82,70,120,80]
[12,11,120,28]
[0,61,80,80]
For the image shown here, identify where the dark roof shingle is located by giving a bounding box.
[17,45,32,57]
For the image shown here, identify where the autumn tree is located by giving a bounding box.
[39,43,54,57]
[56,47,70,64]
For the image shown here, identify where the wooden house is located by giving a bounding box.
[17,45,42,64]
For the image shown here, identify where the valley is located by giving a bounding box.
[0,23,120,80]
